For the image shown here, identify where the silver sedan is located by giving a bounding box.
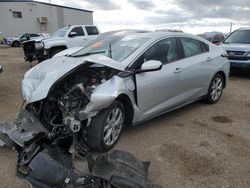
[8,32,230,152]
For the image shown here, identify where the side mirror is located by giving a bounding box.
[68,32,77,38]
[136,60,162,73]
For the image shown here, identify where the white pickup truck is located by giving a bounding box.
[23,25,100,63]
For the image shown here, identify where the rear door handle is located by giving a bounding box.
[174,67,182,73]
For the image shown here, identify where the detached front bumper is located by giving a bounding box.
[0,110,158,188]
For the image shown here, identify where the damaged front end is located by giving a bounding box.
[0,111,158,188]
[0,55,158,187]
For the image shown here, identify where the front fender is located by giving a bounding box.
[84,76,135,113]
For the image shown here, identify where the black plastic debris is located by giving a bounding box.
[91,150,158,188]
[0,110,159,188]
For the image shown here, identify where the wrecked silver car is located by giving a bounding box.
[2,32,229,154]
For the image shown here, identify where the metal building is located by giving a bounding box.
[0,0,93,37]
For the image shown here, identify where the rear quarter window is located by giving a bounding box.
[85,26,99,35]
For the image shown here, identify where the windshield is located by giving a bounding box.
[224,30,250,44]
[51,27,70,37]
[71,35,150,62]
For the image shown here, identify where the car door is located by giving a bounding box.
[67,26,86,48]
[134,37,183,119]
[175,37,214,103]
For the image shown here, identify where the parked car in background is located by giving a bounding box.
[5,33,46,47]
[198,32,225,45]
[17,32,230,153]
[0,65,3,74]
[220,27,250,70]
[23,25,100,64]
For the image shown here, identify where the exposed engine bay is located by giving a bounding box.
[22,62,118,156]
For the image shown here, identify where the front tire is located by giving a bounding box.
[86,101,125,152]
[204,73,224,104]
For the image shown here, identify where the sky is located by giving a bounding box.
[37,0,250,34]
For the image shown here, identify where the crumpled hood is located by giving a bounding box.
[220,43,250,52]
[22,54,125,103]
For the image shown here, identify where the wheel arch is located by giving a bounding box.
[116,94,134,125]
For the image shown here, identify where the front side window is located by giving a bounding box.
[134,38,178,69]
[13,11,22,18]
[70,27,85,37]
[180,37,203,58]
[85,26,99,35]
[224,30,250,44]
[71,35,150,62]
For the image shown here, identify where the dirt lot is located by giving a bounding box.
[0,47,250,188]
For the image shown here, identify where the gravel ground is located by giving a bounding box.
[0,47,249,188]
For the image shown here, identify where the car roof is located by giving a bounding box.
[113,31,206,42]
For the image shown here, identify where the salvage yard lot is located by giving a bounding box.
[0,47,250,188]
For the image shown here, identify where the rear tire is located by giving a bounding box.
[204,73,224,104]
[86,101,125,152]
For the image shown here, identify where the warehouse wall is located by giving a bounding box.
[0,2,93,37]
[63,8,93,27]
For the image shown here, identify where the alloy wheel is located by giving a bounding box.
[210,77,223,101]
[103,107,123,146]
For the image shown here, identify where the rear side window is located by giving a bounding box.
[180,37,203,58]
[85,26,99,35]
[70,27,85,36]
